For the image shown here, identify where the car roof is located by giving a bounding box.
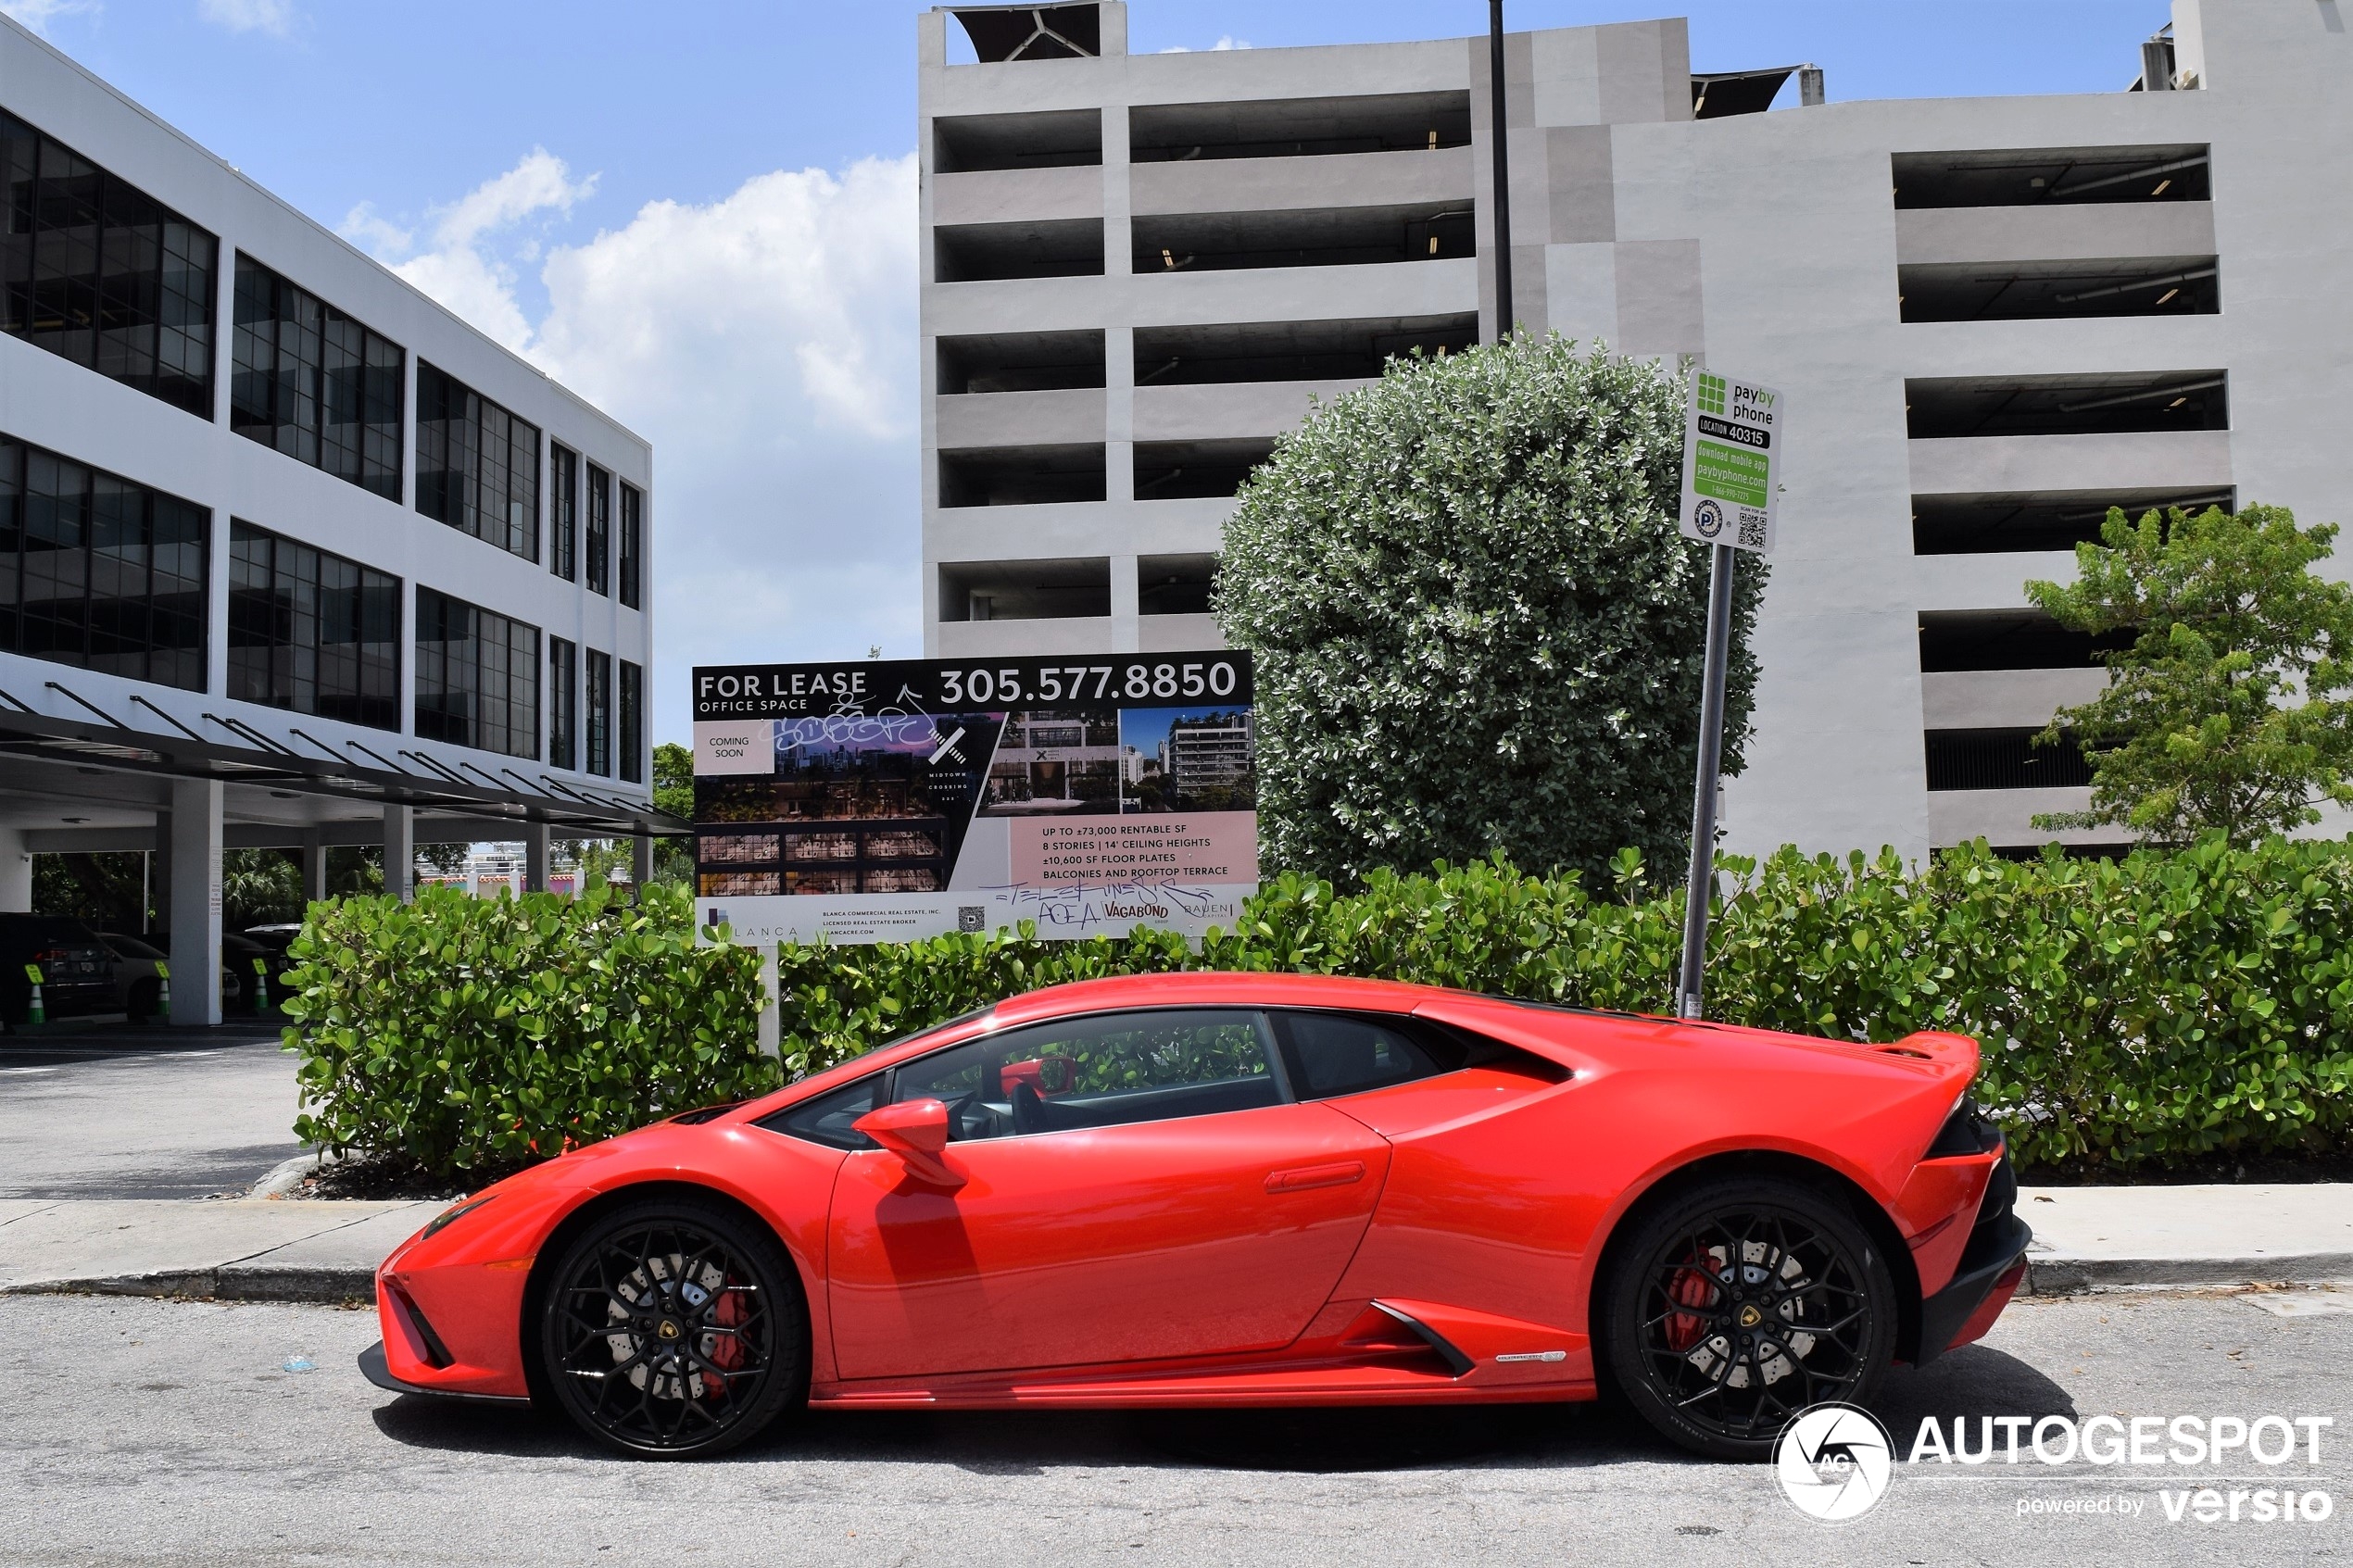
[989,970,1450,1027]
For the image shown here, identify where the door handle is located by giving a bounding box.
[1265,1160,1366,1193]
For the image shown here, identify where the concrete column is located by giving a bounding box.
[167,778,222,1026]
[631,833,653,889]
[523,822,550,894]
[0,827,30,912]
[300,827,328,908]
[384,805,413,901]
[1109,551,1140,653]
[148,818,169,936]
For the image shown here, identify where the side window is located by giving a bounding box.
[887,1009,1281,1142]
[1271,1010,1457,1099]
[759,1073,883,1151]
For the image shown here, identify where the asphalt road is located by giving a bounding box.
[1,1289,2347,1567]
[0,1027,296,1199]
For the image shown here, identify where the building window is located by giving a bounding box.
[549,444,578,582]
[585,647,611,776]
[414,585,539,759]
[415,362,540,561]
[0,109,216,418]
[227,521,399,731]
[547,635,577,771]
[585,462,610,595]
[619,658,643,783]
[619,481,642,608]
[0,434,207,690]
[229,257,403,500]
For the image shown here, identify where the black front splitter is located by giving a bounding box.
[359,1340,531,1406]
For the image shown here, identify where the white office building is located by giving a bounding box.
[1,17,660,1021]
[916,1,2351,860]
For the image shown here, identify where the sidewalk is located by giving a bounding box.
[0,1198,429,1301]
[3,1185,2352,1305]
[2020,1183,2353,1294]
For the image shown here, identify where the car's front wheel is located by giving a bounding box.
[1601,1173,1896,1461]
[539,1196,806,1458]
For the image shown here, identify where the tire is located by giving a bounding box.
[538,1196,808,1459]
[1600,1173,1897,1461]
[128,977,160,1023]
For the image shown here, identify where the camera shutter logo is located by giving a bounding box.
[1692,498,1728,540]
[1774,1403,1894,1523]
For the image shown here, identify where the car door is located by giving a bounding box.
[826,1008,1392,1382]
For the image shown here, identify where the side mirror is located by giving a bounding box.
[851,1098,963,1187]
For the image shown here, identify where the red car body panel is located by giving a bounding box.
[371,972,2021,1411]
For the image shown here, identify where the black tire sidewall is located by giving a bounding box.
[539,1196,808,1460]
[1601,1174,1896,1462]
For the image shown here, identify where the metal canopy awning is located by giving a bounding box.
[0,683,680,841]
[1691,68,1798,119]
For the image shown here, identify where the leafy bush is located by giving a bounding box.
[1217,333,1766,886]
[283,882,772,1177]
[776,839,2353,1174]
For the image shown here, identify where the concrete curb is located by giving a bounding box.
[7,1264,376,1304]
[2024,1253,2353,1296]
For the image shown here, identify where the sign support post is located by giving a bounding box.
[1673,368,1785,1019]
[1676,544,1736,1020]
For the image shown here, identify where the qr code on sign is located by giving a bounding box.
[1737,516,1768,550]
[958,907,986,933]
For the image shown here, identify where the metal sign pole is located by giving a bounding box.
[1676,542,1737,1020]
[1673,363,1783,1020]
[1488,0,1512,341]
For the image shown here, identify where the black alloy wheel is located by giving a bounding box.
[1602,1174,1896,1461]
[539,1197,806,1458]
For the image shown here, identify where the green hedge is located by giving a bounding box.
[283,882,771,1176]
[282,840,2353,1180]
[777,839,2353,1173]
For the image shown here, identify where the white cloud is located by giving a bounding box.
[0,0,98,35]
[1160,35,1252,53]
[341,149,598,353]
[197,0,293,35]
[353,150,922,744]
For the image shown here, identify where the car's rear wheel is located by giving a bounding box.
[1602,1173,1896,1461]
[539,1196,805,1459]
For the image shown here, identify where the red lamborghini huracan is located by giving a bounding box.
[359,972,2031,1461]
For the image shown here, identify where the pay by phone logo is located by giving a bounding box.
[1697,371,1727,415]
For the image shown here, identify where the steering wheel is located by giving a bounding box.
[942,1090,990,1142]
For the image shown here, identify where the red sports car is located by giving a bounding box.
[359,972,2030,1461]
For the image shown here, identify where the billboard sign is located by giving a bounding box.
[691,652,1258,946]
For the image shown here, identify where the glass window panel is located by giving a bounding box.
[585,463,610,595]
[0,433,206,689]
[886,1010,1280,1142]
[412,360,536,563]
[226,517,398,727]
[618,482,642,608]
[619,659,644,783]
[6,113,212,416]
[413,583,540,758]
[547,635,576,770]
[233,255,402,500]
[585,647,610,775]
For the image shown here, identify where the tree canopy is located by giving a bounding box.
[1216,333,1763,885]
[2029,503,2353,846]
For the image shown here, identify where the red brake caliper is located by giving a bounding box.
[1663,1252,1717,1352]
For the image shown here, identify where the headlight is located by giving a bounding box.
[421,1194,496,1238]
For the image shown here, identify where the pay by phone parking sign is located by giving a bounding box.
[1679,370,1783,556]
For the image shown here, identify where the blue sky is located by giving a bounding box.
[6,0,2174,743]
